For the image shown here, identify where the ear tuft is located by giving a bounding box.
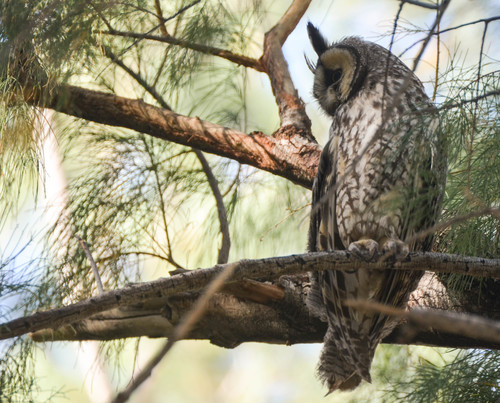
[307,22,329,56]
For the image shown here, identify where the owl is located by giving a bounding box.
[306,23,446,392]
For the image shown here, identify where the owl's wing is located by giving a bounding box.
[307,134,343,322]
[307,135,372,382]
[308,135,343,253]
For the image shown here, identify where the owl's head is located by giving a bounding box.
[307,23,369,116]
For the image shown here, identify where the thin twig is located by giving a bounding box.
[411,0,450,72]
[75,235,105,294]
[154,0,168,36]
[432,5,441,101]
[110,262,239,403]
[102,46,172,110]
[404,206,500,246]
[141,138,178,265]
[112,0,202,58]
[193,149,231,264]
[420,89,500,113]
[401,0,440,10]
[106,29,264,71]
[345,299,500,344]
[399,16,500,58]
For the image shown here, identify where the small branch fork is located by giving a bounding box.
[260,0,313,132]
[105,0,313,136]
[0,251,498,341]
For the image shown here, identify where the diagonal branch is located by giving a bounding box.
[1,251,498,341]
[106,29,264,72]
[111,262,239,403]
[260,0,313,133]
[27,83,320,188]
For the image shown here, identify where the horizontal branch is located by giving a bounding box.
[31,84,320,188]
[30,273,500,350]
[346,300,500,345]
[1,251,498,341]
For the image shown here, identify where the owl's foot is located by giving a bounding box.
[348,239,379,261]
[380,239,409,261]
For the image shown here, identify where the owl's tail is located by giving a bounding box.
[318,326,374,394]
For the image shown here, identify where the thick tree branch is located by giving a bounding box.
[29,84,320,188]
[29,272,500,350]
[1,251,498,341]
[261,0,313,133]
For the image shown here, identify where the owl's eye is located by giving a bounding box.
[332,69,342,83]
[325,68,343,90]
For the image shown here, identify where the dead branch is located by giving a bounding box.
[1,251,498,341]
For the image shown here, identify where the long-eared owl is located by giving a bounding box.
[306,23,447,392]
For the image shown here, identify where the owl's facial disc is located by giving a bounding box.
[320,48,356,102]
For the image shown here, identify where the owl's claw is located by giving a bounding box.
[380,239,409,261]
[348,239,379,261]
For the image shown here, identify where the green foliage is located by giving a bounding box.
[387,349,500,403]
[439,71,500,259]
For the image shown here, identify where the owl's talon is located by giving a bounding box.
[381,239,409,261]
[348,239,379,261]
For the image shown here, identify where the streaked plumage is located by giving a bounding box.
[306,23,446,392]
